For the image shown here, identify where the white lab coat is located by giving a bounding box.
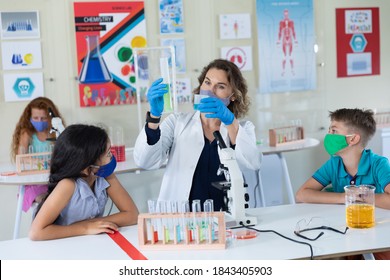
[134,111,262,202]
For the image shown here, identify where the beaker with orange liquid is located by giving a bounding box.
[345,185,375,228]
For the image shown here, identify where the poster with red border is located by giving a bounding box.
[74,1,146,107]
[336,7,380,78]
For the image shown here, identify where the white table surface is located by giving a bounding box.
[259,138,320,155]
[0,149,141,185]
[1,203,389,260]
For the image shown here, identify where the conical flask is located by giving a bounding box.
[78,35,112,84]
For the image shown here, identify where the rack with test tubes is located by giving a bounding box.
[269,120,304,147]
[15,145,53,175]
[138,200,226,250]
[374,112,390,127]
[6,20,33,32]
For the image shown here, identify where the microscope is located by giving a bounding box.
[48,108,65,140]
[212,131,257,228]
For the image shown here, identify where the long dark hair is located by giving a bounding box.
[48,124,108,194]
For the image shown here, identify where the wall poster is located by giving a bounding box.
[3,72,44,102]
[74,1,147,107]
[256,0,316,93]
[336,7,380,78]
[0,11,40,40]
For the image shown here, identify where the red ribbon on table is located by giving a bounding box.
[107,231,148,260]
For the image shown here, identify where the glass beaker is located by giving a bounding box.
[78,35,112,84]
[193,94,208,111]
[345,185,375,228]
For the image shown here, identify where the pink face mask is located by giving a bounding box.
[199,89,231,106]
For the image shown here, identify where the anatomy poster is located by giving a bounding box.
[256,0,316,93]
[74,1,146,107]
[336,8,380,78]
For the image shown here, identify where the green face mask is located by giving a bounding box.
[323,134,352,155]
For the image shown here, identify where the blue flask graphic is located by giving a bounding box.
[78,35,112,84]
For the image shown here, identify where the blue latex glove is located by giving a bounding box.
[147,78,168,117]
[198,97,234,125]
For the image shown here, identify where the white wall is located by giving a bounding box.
[0,0,389,241]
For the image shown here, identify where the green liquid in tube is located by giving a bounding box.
[163,85,172,112]
[160,57,173,113]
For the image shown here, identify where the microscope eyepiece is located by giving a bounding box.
[48,107,57,118]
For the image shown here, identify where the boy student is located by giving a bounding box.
[296,108,390,259]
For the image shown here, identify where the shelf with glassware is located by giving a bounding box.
[374,111,390,127]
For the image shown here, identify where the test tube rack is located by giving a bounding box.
[15,152,51,175]
[374,112,390,127]
[138,212,226,250]
[269,126,304,147]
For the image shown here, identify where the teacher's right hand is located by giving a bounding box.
[147,78,168,117]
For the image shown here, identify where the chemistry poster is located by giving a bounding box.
[256,0,316,93]
[336,8,380,78]
[74,1,147,107]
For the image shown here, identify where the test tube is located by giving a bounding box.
[147,199,158,243]
[165,201,175,244]
[203,199,215,243]
[160,57,173,113]
[170,201,180,244]
[28,145,34,171]
[157,200,169,244]
[192,199,201,244]
[180,200,191,244]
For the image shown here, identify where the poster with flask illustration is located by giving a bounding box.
[74,1,147,107]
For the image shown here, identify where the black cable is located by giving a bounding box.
[239,223,314,260]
